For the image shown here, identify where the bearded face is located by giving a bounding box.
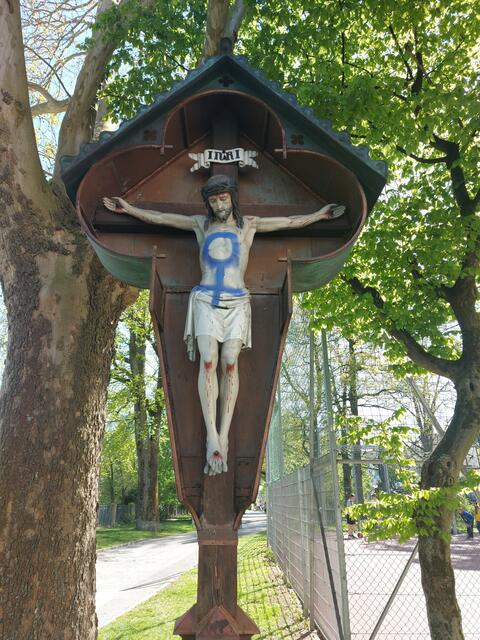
[207,192,233,222]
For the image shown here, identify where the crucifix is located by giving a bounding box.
[101,110,345,638]
[104,177,343,476]
[63,54,383,635]
[104,108,345,484]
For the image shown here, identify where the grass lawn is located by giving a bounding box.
[96,518,195,550]
[98,532,316,639]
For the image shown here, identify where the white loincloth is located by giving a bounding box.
[184,288,251,361]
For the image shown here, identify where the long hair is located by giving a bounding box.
[201,175,244,231]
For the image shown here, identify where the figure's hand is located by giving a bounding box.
[103,196,128,213]
[327,204,346,219]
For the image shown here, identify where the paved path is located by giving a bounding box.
[96,511,267,628]
[345,534,479,639]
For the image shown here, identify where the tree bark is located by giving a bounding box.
[418,534,463,639]
[0,2,136,637]
[129,328,160,531]
[348,265,480,637]
[340,431,353,502]
[198,0,229,65]
[0,213,133,637]
[2,0,247,632]
[53,0,154,178]
[109,462,115,503]
[224,0,247,44]
[53,2,117,178]
[417,366,480,640]
[348,340,364,503]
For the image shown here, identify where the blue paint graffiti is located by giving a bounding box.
[196,231,246,306]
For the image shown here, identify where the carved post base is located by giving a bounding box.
[174,603,259,640]
[174,528,259,639]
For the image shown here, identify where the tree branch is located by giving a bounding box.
[388,25,413,81]
[409,256,449,301]
[0,0,51,212]
[345,276,459,379]
[28,81,57,103]
[472,187,480,210]
[281,362,309,405]
[24,44,72,98]
[407,46,431,95]
[198,0,229,65]
[53,0,153,180]
[164,51,189,72]
[396,144,447,165]
[224,0,246,44]
[31,99,70,116]
[398,132,478,217]
[29,82,70,115]
[431,134,478,216]
[441,268,479,358]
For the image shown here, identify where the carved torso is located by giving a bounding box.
[192,215,257,294]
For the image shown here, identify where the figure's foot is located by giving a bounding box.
[204,436,225,476]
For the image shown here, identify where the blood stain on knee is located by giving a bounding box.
[204,361,213,370]
[226,363,235,374]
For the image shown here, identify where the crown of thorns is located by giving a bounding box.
[201,175,237,202]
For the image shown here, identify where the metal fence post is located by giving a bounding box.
[368,542,419,640]
[308,331,316,628]
[322,330,351,640]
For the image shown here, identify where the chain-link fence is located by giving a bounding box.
[266,307,479,640]
[97,503,135,527]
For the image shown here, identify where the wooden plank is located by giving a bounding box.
[93,204,351,236]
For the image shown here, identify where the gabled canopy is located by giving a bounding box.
[62,52,387,211]
[61,52,387,293]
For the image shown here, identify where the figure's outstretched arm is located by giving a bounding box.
[103,197,198,231]
[255,203,345,232]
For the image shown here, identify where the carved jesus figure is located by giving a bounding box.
[104,175,344,476]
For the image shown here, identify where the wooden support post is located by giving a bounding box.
[174,527,258,639]
[174,455,258,638]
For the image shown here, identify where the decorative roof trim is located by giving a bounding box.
[61,53,387,190]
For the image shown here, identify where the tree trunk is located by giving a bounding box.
[135,434,159,532]
[110,503,117,528]
[109,461,115,503]
[418,532,463,639]
[336,379,352,502]
[412,394,434,455]
[348,340,364,503]
[377,464,390,493]
[129,329,160,531]
[0,4,138,636]
[198,0,229,65]
[144,433,160,525]
[340,435,353,503]
[0,193,133,638]
[109,462,117,526]
[417,370,480,640]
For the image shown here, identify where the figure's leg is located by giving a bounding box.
[218,339,243,472]
[197,335,223,475]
